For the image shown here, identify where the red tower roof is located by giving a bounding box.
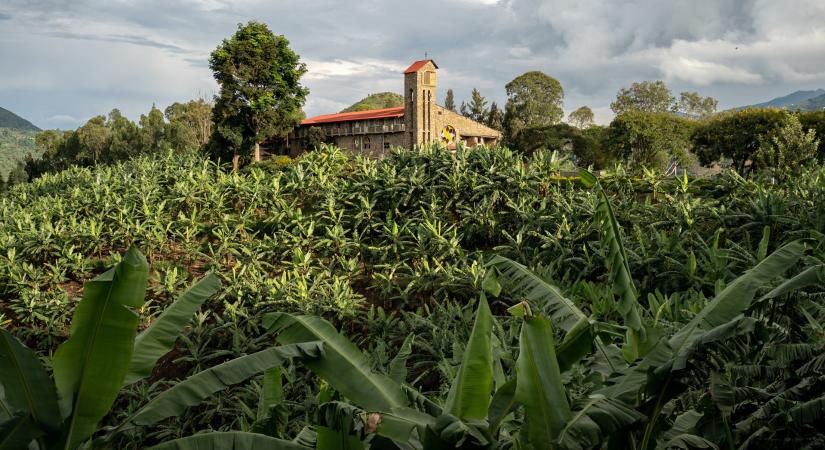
[301,107,405,125]
[404,59,438,74]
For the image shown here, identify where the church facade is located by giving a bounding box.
[282,60,501,156]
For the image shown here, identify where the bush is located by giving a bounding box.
[512,123,609,168]
[605,111,696,170]
[691,108,789,175]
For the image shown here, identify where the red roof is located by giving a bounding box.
[301,107,405,125]
[404,59,438,74]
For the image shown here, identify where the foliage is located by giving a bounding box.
[568,106,594,129]
[486,102,503,131]
[510,123,605,168]
[610,80,675,115]
[340,92,403,113]
[0,127,39,181]
[504,71,565,142]
[444,89,457,112]
[754,114,819,180]
[676,92,718,119]
[460,88,489,123]
[209,21,308,167]
[304,127,327,151]
[2,144,825,447]
[692,108,790,175]
[24,103,209,181]
[606,111,697,169]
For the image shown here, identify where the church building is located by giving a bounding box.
[282,60,501,156]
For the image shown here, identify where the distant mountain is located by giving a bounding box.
[341,92,403,113]
[0,106,40,131]
[795,93,825,111]
[739,89,825,111]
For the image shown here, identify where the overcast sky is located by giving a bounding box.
[2,0,825,129]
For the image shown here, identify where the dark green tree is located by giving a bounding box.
[460,88,488,123]
[304,126,326,150]
[486,102,504,131]
[610,81,675,114]
[606,111,697,169]
[444,88,456,112]
[692,108,789,175]
[139,105,168,155]
[107,109,140,162]
[209,21,308,170]
[503,71,564,142]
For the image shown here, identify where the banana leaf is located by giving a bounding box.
[669,241,804,370]
[0,414,44,450]
[127,342,323,427]
[52,246,149,449]
[149,431,309,449]
[444,294,493,421]
[515,315,571,448]
[264,313,406,412]
[124,273,222,385]
[0,328,61,432]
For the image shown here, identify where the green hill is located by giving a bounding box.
[340,92,403,112]
[0,127,40,180]
[0,106,40,131]
[795,93,825,111]
[738,89,825,111]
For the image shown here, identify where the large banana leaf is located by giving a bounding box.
[264,313,406,412]
[556,395,644,450]
[388,334,414,384]
[0,414,45,450]
[127,342,323,427]
[52,246,149,449]
[486,256,593,371]
[515,315,571,448]
[0,328,61,432]
[669,241,804,370]
[584,170,644,361]
[149,431,309,449]
[124,273,222,385]
[444,294,493,421]
[757,263,824,303]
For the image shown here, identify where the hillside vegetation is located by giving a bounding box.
[340,91,403,112]
[1,146,824,448]
[0,127,39,180]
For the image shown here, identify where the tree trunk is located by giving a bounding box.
[254,142,262,162]
[232,153,240,172]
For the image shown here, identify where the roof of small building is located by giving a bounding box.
[403,59,438,74]
[301,106,405,125]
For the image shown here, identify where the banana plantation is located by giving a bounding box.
[1,145,824,449]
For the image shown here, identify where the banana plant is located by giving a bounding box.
[0,247,248,449]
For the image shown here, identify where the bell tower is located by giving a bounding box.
[403,60,438,148]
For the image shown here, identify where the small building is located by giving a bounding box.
[280,60,501,156]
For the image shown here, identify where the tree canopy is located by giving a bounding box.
[444,89,456,112]
[460,88,488,123]
[568,106,595,129]
[209,21,308,167]
[503,71,564,141]
[610,80,675,114]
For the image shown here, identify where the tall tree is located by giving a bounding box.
[568,106,595,129]
[165,99,213,152]
[139,105,168,155]
[461,88,488,122]
[503,71,564,141]
[75,115,109,165]
[209,21,308,169]
[486,102,503,131]
[610,81,675,114]
[444,89,456,112]
[677,91,718,118]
